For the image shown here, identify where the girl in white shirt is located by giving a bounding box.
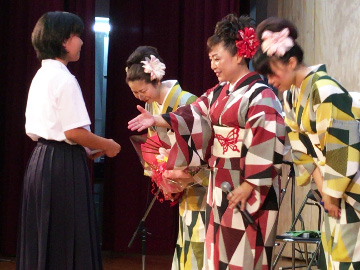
[17,11,120,270]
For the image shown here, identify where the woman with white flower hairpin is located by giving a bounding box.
[253,17,360,269]
[128,14,286,270]
[125,46,209,270]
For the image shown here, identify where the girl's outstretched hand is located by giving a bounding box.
[128,105,155,132]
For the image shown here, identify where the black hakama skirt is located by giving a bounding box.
[17,139,102,270]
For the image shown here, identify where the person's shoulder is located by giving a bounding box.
[170,80,193,95]
[176,89,197,105]
[32,62,76,89]
[247,77,276,99]
[180,88,197,99]
[311,68,346,102]
[41,59,75,79]
[309,64,333,88]
[184,94,197,104]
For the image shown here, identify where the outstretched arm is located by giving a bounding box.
[128,105,170,132]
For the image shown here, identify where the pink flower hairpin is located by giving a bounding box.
[261,28,294,57]
[141,55,166,81]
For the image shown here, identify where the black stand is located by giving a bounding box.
[277,161,297,269]
[128,189,161,270]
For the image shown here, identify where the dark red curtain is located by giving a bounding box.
[0,1,95,255]
[103,0,250,254]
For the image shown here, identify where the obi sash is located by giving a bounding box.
[212,125,244,158]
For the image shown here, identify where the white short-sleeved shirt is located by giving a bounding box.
[25,59,91,144]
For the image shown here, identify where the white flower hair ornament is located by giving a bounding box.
[141,55,166,81]
[261,28,294,57]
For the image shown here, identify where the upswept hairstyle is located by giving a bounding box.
[252,17,304,75]
[125,46,164,85]
[31,11,84,61]
[207,14,255,66]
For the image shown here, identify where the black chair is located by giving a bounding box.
[272,162,324,270]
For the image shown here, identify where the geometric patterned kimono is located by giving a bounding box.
[283,64,360,270]
[163,73,285,270]
[145,80,209,270]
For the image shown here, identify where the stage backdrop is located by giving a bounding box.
[0,1,95,255]
[102,0,250,254]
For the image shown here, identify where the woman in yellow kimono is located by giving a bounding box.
[253,17,360,269]
[126,46,208,270]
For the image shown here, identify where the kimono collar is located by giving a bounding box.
[290,64,327,123]
[300,64,326,85]
[289,64,326,104]
[307,64,326,75]
[228,72,262,94]
[295,64,327,98]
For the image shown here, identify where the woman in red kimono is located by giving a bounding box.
[128,14,285,270]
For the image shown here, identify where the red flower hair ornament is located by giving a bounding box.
[235,27,259,59]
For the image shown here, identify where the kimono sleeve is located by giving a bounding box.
[312,81,360,199]
[163,88,216,169]
[283,90,317,186]
[242,87,286,187]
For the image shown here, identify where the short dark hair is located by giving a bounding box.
[207,14,255,66]
[31,11,84,61]
[253,17,304,75]
[125,46,164,85]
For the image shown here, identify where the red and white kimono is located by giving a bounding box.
[163,72,285,270]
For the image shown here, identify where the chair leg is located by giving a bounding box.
[304,242,309,266]
[272,243,288,270]
[306,241,321,270]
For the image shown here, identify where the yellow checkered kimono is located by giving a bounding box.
[145,80,209,270]
[284,64,360,270]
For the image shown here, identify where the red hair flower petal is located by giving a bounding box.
[235,27,259,59]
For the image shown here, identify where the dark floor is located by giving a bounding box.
[0,252,319,270]
[0,252,172,270]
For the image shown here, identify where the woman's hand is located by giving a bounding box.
[311,167,340,218]
[227,181,254,211]
[322,193,341,219]
[128,105,155,132]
